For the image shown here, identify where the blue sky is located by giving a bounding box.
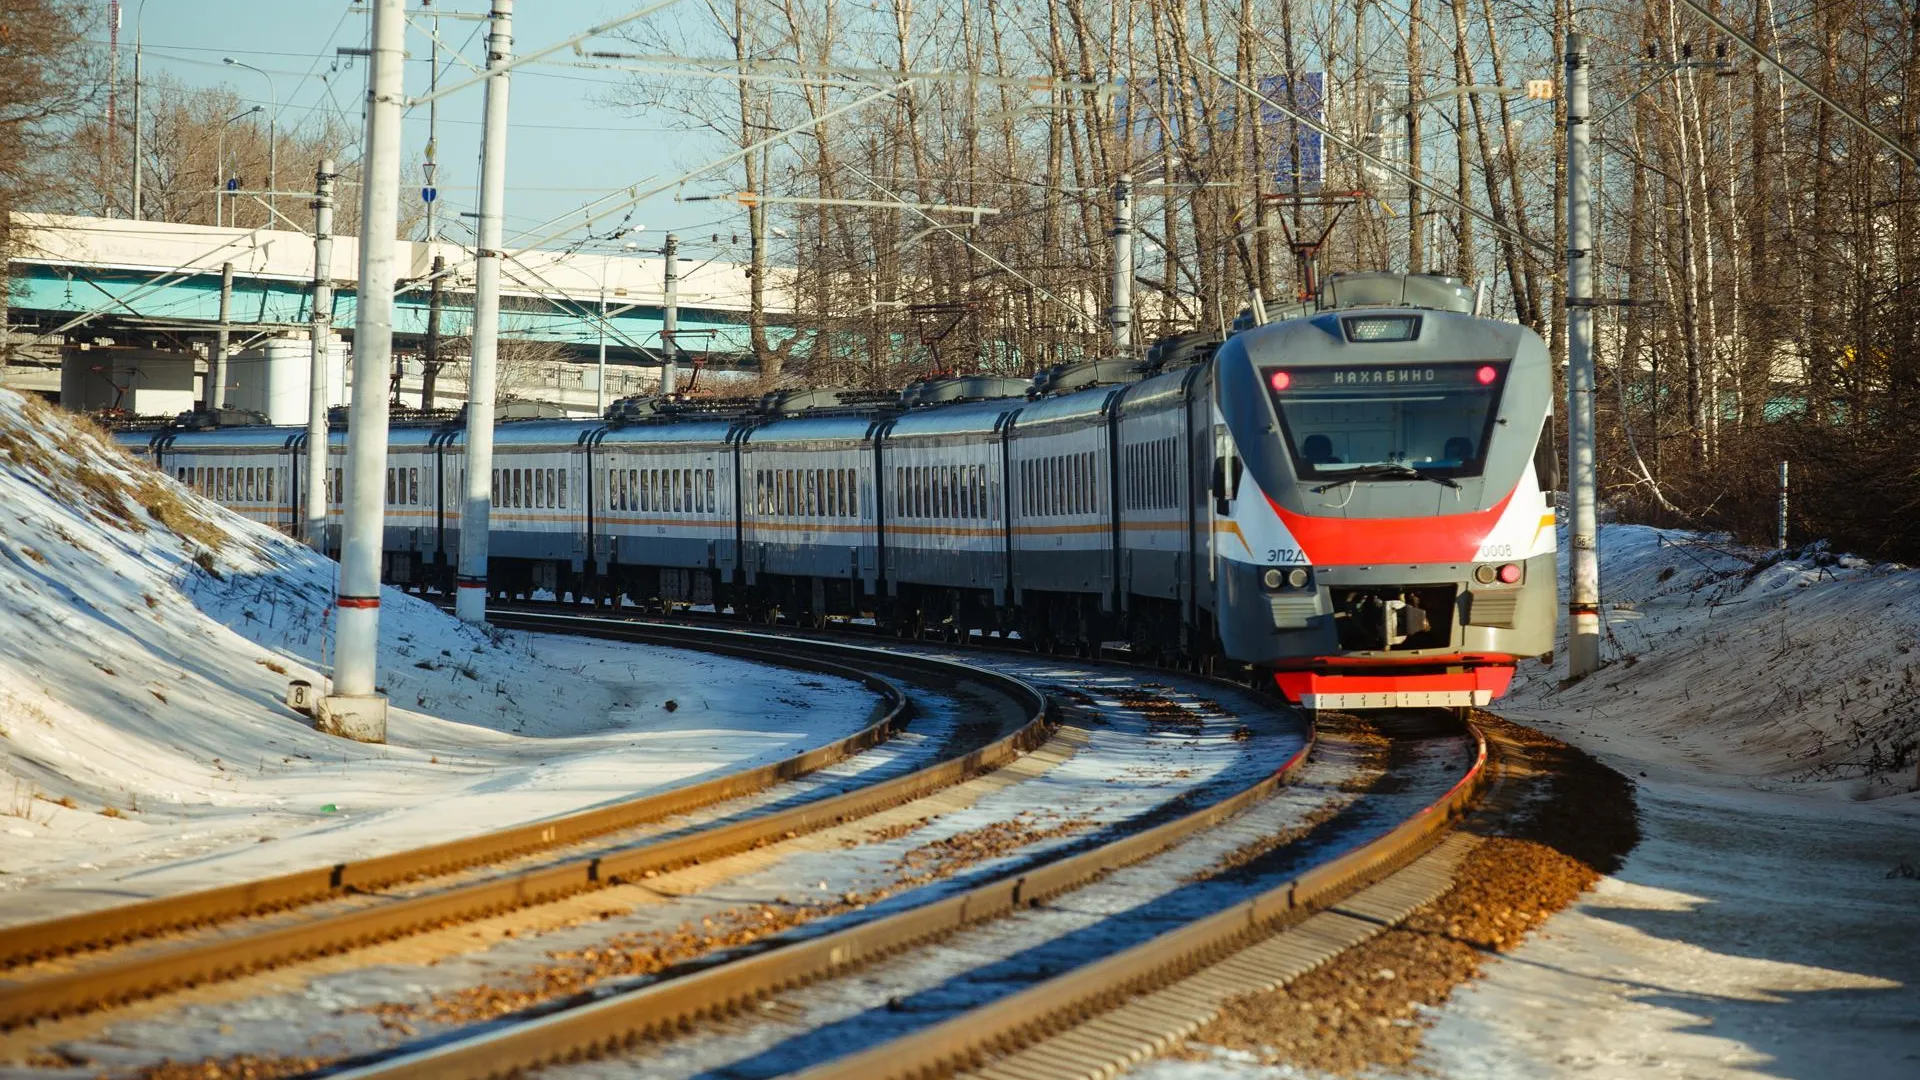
[122,1,746,250]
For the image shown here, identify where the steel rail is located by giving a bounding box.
[0,624,904,967]
[319,698,1321,1080]
[0,625,1050,1029]
[795,720,1494,1080]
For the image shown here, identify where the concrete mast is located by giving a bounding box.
[322,0,406,742]
[455,0,514,625]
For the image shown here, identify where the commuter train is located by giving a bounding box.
[116,272,1559,711]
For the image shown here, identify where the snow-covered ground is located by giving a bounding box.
[1139,524,1920,1079]
[0,391,878,916]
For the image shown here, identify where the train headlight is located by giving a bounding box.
[1286,567,1310,589]
[1497,563,1523,584]
[1262,568,1284,590]
[1473,564,1497,584]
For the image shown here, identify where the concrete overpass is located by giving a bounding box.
[2,213,790,417]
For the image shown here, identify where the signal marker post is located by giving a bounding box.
[456,0,514,625]
[1565,31,1602,679]
[319,0,405,744]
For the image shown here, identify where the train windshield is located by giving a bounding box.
[1264,361,1509,479]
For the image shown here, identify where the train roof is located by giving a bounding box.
[1239,304,1534,368]
[481,418,602,449]
[152,426,306,450]
[883,397,1020,439]
[596,417,740,446]
[1006,383,1122,430]
[1116,363,1204,413]
[741,412,882,445]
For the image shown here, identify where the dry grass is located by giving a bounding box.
[99,805,123,819]
[6,394,230,555]
[255,657,289,675]
[133,472,229,553]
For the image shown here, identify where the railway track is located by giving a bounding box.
[0,623,1049,1030]
[3,610,1507,1080]
[306,711,1485,1080]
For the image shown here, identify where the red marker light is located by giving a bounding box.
[1269,370,1292,392]
[1497,563,1522,584]
[1477,365,1498,385]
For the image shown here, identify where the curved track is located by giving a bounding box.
[306,707,1485,1080]
[0,625,1048,1029]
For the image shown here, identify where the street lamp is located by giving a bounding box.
[222,57,277,217]
[132,0,153,220]
[216,106,263,228]
[598,232,643,414]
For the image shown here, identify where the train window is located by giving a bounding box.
[558,470,567,509]
[266,469,275,502]
[846,469,858,518]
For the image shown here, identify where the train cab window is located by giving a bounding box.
[1267,361,1509,479]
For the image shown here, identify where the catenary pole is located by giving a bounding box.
[660,232,679,394]
[306,158,336,552]
[325,0,405,742]
[1109,174,1134,354]
[1566,30,1601,679]
[211,262,233,409]
[456,0,513,625]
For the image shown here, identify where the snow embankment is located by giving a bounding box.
[0,391,876,907]
[1506,523,1919,800]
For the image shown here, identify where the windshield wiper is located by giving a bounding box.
[1310,462,1462,494]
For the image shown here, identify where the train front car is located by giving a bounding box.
[1210,272,1558,712]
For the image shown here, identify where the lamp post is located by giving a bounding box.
[215,106,262,227]
[222,57,277,217]
[597,236,640,414]
[131,0,152,220]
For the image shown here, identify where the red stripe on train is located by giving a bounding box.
[1268,491,1513,566]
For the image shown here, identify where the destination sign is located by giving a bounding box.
[1265,362,1506,394]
